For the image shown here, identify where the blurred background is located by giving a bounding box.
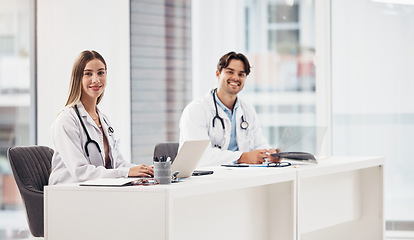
[0,0,413,239]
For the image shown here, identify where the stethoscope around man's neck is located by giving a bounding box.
[211,88,249,130]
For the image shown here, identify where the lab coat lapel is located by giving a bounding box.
[74,102,104,167]
[99,111,115,167]
[235,102,245,125]
[76,102,101,131]
[206,89,231,124]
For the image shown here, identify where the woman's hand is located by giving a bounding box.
[128,164,154,177]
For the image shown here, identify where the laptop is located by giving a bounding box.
[172,139,210,178]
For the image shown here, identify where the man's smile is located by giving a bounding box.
[228,80,240,86]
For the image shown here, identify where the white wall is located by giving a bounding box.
[191,0,246,99]
[37,0,131,161]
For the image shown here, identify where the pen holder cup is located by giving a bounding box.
[154,161,172,185]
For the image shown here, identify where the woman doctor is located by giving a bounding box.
[49,50,153,185]
[179,51,281,167]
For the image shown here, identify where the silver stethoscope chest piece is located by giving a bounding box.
[108,126,114,136]
[240,116,249,130]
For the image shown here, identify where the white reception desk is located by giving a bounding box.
[44,156,384,240]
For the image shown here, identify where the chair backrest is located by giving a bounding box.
[153,142,179,161]
[7,145,53,237]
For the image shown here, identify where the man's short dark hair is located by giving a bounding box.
[217,52,251,76]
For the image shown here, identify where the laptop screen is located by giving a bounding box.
[171,139,210,178]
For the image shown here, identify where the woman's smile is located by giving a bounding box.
[90,85,102,91]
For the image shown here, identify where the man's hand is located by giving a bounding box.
[267,148,282,163]
[238,149,269,164]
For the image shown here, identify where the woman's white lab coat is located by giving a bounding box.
[179,90,270,167]
[49,102,134,185]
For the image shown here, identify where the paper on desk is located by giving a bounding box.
[79,178,139,187]
[285,159,316,165]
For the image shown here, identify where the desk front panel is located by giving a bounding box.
[45,188,167,240]
[169,181,295,240]
[296,157,384,240]
[45,168,297,240]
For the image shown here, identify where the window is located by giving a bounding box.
[244,0,321,155]
[0,0,34,238]
[268,3,300,54]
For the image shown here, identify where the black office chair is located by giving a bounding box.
[153,142,179,161]
[7,145,53,238]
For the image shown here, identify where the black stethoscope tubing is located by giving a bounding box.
[73,105,114,163]
[74,105,101,158]
[211,88,249,130]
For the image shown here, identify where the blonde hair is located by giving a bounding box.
[65,50,107,107]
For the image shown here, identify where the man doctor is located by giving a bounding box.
[179,51,281,167]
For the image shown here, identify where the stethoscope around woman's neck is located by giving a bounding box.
[73,105,114,165]
[211,88,249,130]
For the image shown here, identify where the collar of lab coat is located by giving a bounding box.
[205,89,246,124]
[75,101,104,132]
[214,90,240,116]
